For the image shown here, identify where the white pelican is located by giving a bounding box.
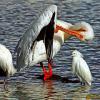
[72,50,93,86]
[16,5,94,80]
[0,44,16,78]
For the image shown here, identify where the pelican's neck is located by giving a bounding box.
[56,20,72,42]
[64,31,71,41]
[54,29,71,45]
[54,30,64,44]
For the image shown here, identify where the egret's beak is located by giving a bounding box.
[55,25,84,41]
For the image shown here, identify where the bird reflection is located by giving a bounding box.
[43,80,55,100]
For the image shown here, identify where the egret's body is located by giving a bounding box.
[0,44,16,77]
[16,5,94,80]
[72,50,93,86]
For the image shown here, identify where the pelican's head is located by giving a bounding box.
[72,50,83,58]
[70,21,94,42]
[55,20,94,43]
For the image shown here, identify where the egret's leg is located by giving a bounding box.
[81,82,83,85]
[83,82,85,86]
[81,82,85,86]
[4,79,7,90]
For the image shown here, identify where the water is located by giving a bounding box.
[0,0,100,99]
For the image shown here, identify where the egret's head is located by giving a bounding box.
[70,21,94,42]
[72,50,83,58]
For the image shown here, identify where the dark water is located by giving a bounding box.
[0,0,100,99]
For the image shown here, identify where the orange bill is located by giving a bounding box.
[55,25,84,41]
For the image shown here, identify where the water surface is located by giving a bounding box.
[0,0,100,99]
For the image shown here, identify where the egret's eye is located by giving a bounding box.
[73,52,76,55]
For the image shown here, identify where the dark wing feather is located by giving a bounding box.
[44,12,55,59]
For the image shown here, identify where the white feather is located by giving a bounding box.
[72,50,93,86]
[16,5,57,70]
[29,39,61,66]
[70,21,94,41]
[16,12,94,71]
[0,44,16,76]
[57,20,72,29]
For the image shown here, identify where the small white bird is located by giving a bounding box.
[0,44,16,78]
[72,50,93,86]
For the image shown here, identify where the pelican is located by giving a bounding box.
[16,5,94,80]
[72,50,93,86]
[0,44,16,79]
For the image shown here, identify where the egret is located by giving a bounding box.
[72,50,93,86]
[0,44,16,80]
[16,5,94,80]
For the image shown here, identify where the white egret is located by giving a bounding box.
[16,5,94,80]
[0,44,16,78]
[72,50,93,86]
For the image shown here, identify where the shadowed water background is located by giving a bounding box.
[0,0,100,99]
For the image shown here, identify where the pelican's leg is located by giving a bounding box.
[40,62,48,80]
[40,61,53,80]
[48,59,53,78]
[40,62,47,75]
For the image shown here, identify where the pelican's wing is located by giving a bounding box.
[16,5,57,71]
